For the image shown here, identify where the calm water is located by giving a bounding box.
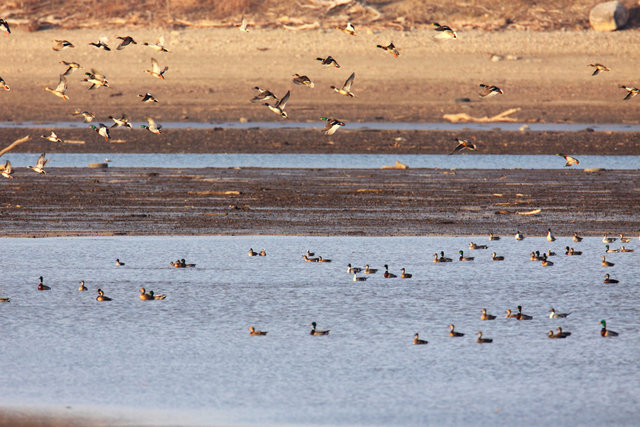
[4,153,640,169]
[1,236,639,426]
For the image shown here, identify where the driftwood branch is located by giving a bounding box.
[443,108,521,123]
[0,136,31,158]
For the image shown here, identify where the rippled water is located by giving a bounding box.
[1,236,638,426]
[4,153,640,170]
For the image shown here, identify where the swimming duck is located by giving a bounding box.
[251,87,278,103]
[439,251,453,262]
[565,246,582,255]
[78,280,87,291]
[481,308,496,320]
[0,18,10,35]
[265,90,290,118]
[476,331,493,343]
[321,117,345,135]
[249,326,268,336]
[248,248,258,256]
[72,110,95,123]
[448,324,464,337]
[306,250,315,257]
[27,153,49,174]
[316,55,340,68]
[515,231,524,240]
[601,256,614,267]
[491,252,504,261]
[60,61,80,76]
[488,233,500,241]
[600,320,618,337]
[383,264,397,278]
[433,253,442,263]
[530,251,542,261]
[602,234,616,243]
[549,307,570,318]
[138,93,158,103]
[449,138,476,154]
[116,259,125,266]
[413,333,428,345]
[557,153,579,167]
[0,76,9,91]
[478,84,503,97]
[318,256,331,263]
[116,36,137,50]
[618,234,630,243]
[353,273,367,282]
[338,22,356,36]
[603,273,619,284]
[139,288,167,300]
[292,74,314,88]
[145,57,168,80]
[458,250,474,261]
[83,69,109,90]
[302,255,319,262]
[37,276,50,291]
[96,289,112,301]
[546,228,556,242]
[109,114,132,128]
[259,249,267,256]
[330,72,355,97]
[0,297,10,302]
[52,40,74,51]
[545,248,556,256]
[619,246,634,253]
[141,117,162,134]
[433,22,457,39]
[620,85,640,101]
[239,16,249,32]
[505,309,518,319]
[89,39,111,51]
[90,124,111,142]
[41,131,63,143]
[589,63,610,76]
[605,245,619,253]
[364,264,377,274]
[376,42,399,58]
[143,36,169,53]
[44,75,69,100]
[347,263,361,274]
[572,232,583,242]
[310,322,330,335]
[1,160,14,179]
[516,305,532,320]
[540,254,554,267]
[468,242,487,250]
[400,268,412,279]
[548,330,567,339]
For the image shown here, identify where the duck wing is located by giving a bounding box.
[342,72,355,91]
[55,75,67,93]
[276,90,290,109]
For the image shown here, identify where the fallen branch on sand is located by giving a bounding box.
[381,160,409,170]
[0,136,31,159]
[443,108,521,123]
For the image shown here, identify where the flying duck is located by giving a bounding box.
[90,124,111,142]
[476,331,493,343]
[249,326,268,336]
[1,160,14,179]
[265,90,290,118]
[109,114,132,128]
[449,138,476,154]
[116,36,137,50]
[89,39,111,51]
[478,84,503,97]
[138,92,158,103]
[72,110,95,123]
[251,87,278,103]
[139,288,167,300]
[589,63,610,76]
[143,37,169,52]
[0,76,9,90]
[316,55,340,68]
[338,22,356,36]
[310,322,330,335]
[239,16,249,32]
[549,307,570,318]
[27,153,49,174]
[330,72,355,97]
[0,18,10,35]
[433,22,457,39]
[481,308,496,320]
[557,153,579,167]
[413,333,428,345]
[600,320,618,337]
[52,40,74,51]
[376,42,399,58]
[145,57,168,80]
[83,69,109,90]
[448,324,464,337]
[141,117,162,134]
[96,289,112,301]
[321,117,345,135]
[44,75,69,100]
[603,274,619,284]
[293,74,314,88]
[41,131,63,143]
[620,85,639,101]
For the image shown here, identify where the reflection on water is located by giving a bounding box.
[0,236,638,425]
[4,153,640,169]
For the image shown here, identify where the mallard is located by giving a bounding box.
[72,110,95,123]
[433,22,457,39]
[330,72,355,97]
[413,333,428,345]
[364,264,377,274]
[316,55,340,68]
[515,230,524,240]
[96,289,112,301]
[338,22,356,36]
[116,258,125,266]
[549,307,570,318]
[505,309,518,318]
[458,250,474,261]
[545,248,556,257]
[1,160,14,179]
[557,153,579,167]
[439,251,452,262]
[138,92,158,103]
[347,263,361,274]
[0,297,10,302]
[540,254,554,267]
[491,252,504,261]
[292,74,314,88]
[383,264,397,278]
[353,273,367,282]
[145,58,168,80]
[249,326,268,336]
[310,322,330,335]
[548,330,567,339]
[41,131,63,143]
[37,276,50,291]
[530,251,542,261]
[60,61,80,76]
[44,75,69,100]
[589,63,610,76]
[376,42,399,58]
[619,246,634,253]
[433,253,442,263]
[448,324,464,337]
[248,248,258,256]
[305,250,315,257]
[27,152,49,174]
[52,40,74,51]
[468,242,487,250]
[90,124,110,142]
[572,232,583,242]
[489,233,500,241]
[565,246,582,255]
[449,138,476,154]
[116,36,137,50]
[476,331,493,343]
[321,117,345,135]
[603,273,619,284]
[78,280,87,291]
[259,249,267,256]
[143,36,169,53]
[400,268,412,279]
[239,16,249,32]
[318,256,331,263]
[618,234,631,243]
[600,320,618,337]
[478,84,503,97]
[0,18,10,35]
[481,308,496,320]
[602,234,616,243]
[605,244,619,253]
[302,255,319,262]
[0,76,9,91]
[109,114,132,128]
[83,69,109,90]
[516,305,532,320]
[602,256,615,267]
[251,87,278,103]
[139,288,166,300]
[265,90,290,118]
[89,39,111,51]
[141,117,162,134]
[546,228,556,242]
[620,85,640,101]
